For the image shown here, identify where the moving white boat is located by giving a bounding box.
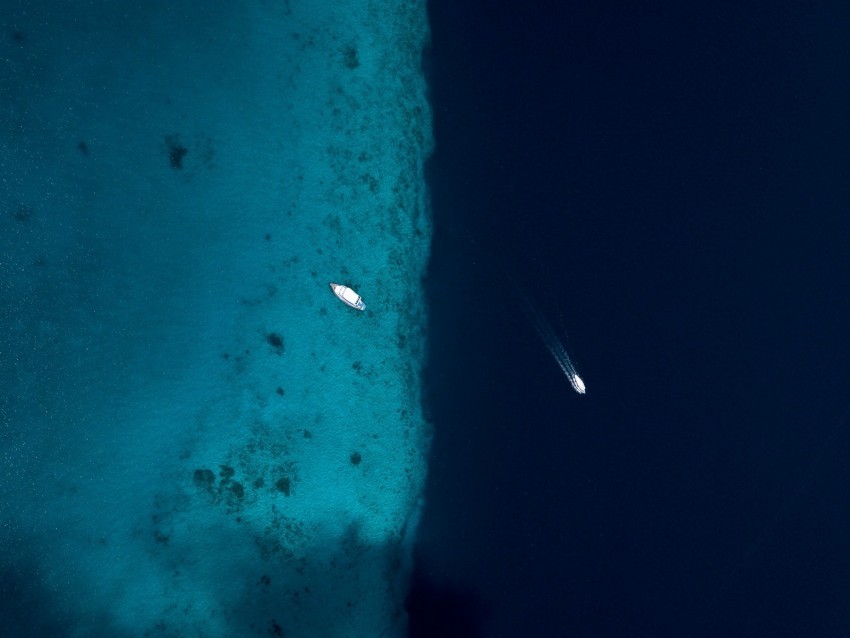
[329,283,366,311]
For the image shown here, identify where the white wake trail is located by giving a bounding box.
[522,296,586,394]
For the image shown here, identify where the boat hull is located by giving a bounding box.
[329,283,366,311]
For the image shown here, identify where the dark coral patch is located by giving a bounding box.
[165,134,188,169]
[350,452,362,466]
[342,44,359,69]
[13,204,33,222]
[193,468,215,490]
[266,332,284,355]
[275,477,291,496]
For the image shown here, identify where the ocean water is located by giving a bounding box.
[418,0,850,637]
[7,1,850,636]
[1,2,431,636]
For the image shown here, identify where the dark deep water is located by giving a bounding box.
[411,1,850,636]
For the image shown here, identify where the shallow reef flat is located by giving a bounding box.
[0,1,432,636]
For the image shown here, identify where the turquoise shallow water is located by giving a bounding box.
[0,2,432,635]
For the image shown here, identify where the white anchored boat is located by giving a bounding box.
[329,283,366,311]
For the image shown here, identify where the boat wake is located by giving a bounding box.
[522,296,586,394]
